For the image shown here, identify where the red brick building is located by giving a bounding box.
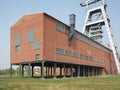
[10,13,117,78]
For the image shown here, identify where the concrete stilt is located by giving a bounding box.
[10,64,12,77]
[71,65,73,77]
[63,64,66,78]
[83,66,85,76]
[41,61,44,79]
[78,66,80,77]
[60,67,62,77]
[28,63,31,78]
[53,63,57,79]
[32,66,34,77]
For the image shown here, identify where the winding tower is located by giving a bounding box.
[80,0,120,74]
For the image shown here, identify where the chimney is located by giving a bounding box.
[68,14,76,45]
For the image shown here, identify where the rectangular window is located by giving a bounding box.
[15,45,20,52]
[15,34,20,52]
[74,31,77,38]
[80,54,85,59]
[35,54,40,61]
[28,30,34,43]
[73,52,78,58]
[56,21,64,32]
[65,26,70,35]
[65,50,72,56]
[85,55,89,60]
[15,34,20,46]
[33,40,40,50]
[56,48,64,55]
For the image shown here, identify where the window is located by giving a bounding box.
[85,55,89,60]
[33,41,40,50]
[15,34,20,46]
[80,54,85,59]
[15,45,20,52]
[65,26,70,35]
[15,34,20,52]
[56,48,64,55]
[74,31,78,38]
[73,52,78,58]
[65,50,72,56]
[35,54,40,61]
[56,21,64,32]
[28,30,34,43]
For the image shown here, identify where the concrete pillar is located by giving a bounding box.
[41,61,44,79]
[78,66,80,77]
[40,65,42,77]
[88,67,90,76]
[28,63,31,78]
[53,63,57,79]
[92,67,95,76]
[63,64,66,78]
[32,66,34,77]
[95,67,98,76]
[48,66,50,76]
[71,65,73,77]
[20,64,23,77]
[83,66,85,76]
[46,66,47,77]
[60,67,62,77]
[10,64,12,77]
[51,66,53,77]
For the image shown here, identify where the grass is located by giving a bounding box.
[0,75,120,90]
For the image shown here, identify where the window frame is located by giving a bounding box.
[35,54,40,61]
[27,30,34,43]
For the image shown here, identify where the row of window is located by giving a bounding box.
[15,30,40,52]
[56,21,111,53]
[56,48,103,63]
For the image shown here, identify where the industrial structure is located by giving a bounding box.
[10,0,119,78]
[80,0,120,74]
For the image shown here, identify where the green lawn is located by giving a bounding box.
[0,75,120,90]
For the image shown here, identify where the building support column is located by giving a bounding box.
[95,67,98,76]
[60,67,62,77]
[92,67,95,76]
[48,66,50,76]
[41,61,45,79]
[83,66,85,76]
[20,64,23,77]
[63,64,66,78]
[51,66,53,77]
[53,63,57,79]
[28,63,31,78]
[71,65,73,77]
[10,64,12,77]
[46,66,47,77]
[32,65,34,77]
[40,65,42,77]
[88,67,90,76]
[78,66,80,77]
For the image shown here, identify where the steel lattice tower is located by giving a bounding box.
[80,0,120,74]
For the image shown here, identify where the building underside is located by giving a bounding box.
[10,60,103,78]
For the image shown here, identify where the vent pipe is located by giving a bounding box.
[68,14,76,45]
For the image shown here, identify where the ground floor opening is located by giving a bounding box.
[10,60,103,79]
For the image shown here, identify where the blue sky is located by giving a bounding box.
[0,0,120,69]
